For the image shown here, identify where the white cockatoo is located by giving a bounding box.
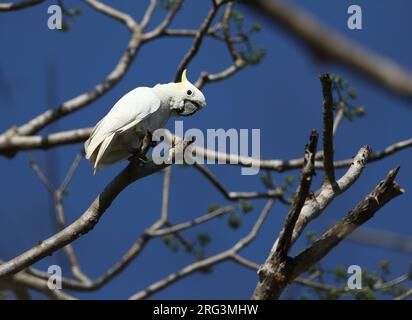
[84,70,206,174]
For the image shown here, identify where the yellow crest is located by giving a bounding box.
[181,69,189,83]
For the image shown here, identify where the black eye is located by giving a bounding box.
[187,90,193,96]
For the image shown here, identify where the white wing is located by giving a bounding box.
[84,87,161,168]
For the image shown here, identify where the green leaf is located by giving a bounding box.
[241,48,266,65]
[348,88,357,99]
[379,260,391,275]
[353,288,376,300]
[230,10,244,22]
[196,233,212,247]
[331,75,341,84]
[195,249,205,261]
[285,176,295,186]
[305,231,317,244]
[228,214,241,229]
[260,175,273,189]
[160,0,180,10]
[208,204,220,213]
[250,23,262,33]
[195,248,213,272]
[323,288,341,300]
[365,272,378,287]
[239,200,253,214]
[60,22,70,32]
[334,265,346,281]
[354,105,366,117]
[72,7,82,15]
[162,235,179,252]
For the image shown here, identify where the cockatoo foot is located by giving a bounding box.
[128,131,153,164]
[127,154,148,163]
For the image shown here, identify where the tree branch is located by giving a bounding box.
[0,0,143,149]
[320,73,336,185]
[272,131,318,262]
[29,153,91,284]
[193,163,285,200]
[290,167,404,279]
[175,0,223,82]
[0,138,193,279]
[148,206,234,237]
[0,0,43,11]
[253,166,403,300]
[244,0,412,102]
[129,199,275,299]
[142,0,182,40]
[252,131,318,299]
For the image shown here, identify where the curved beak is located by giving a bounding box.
[177,100,205,116]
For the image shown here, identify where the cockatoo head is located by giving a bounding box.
[170,69,206,116]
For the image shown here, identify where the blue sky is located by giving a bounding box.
[0,0,411,299]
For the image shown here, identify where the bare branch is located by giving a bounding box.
[231,253,259,271]
[152,167,172,230]
[142,0,182,40]
[3,124,411,182]
[244,0,412,102]
[320,73,336,185]
[60,152,83,192]
[332,107,345,136]
[149,206,234,237]
[290,167,404,279]
[374,272,410,291]
[29,154,91,284]
[252,131,318,300]
[274,132,318,261]
[293,276,336,292]
[28,158,55,193]
[0,268,76,300]
[194,2,247,89]
[140,0,157,30]
[194,61,246,89]
[175,0,223,82]
[288,145,371,248]
[130,199,275,300]
[394,287,412,300]
[349,226,412,254]
[0,0,43,11]
[0,138,193,278]
[193,163,285,200]
[253,167,403,300]
[221,2,242,62]
[0,128,92,157]
[232,254,336,292]
[163,28,243,43]
[333,137,412,168]
[0,0,142,144]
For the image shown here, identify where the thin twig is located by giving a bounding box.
[0,0,143,149]
[130,199,275,300]
[245,0,412,102]
[0,139,193,278]
[320,74,336,185]
[193,163,285,200]
[175,0,223,82]
[0,0,43,11]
